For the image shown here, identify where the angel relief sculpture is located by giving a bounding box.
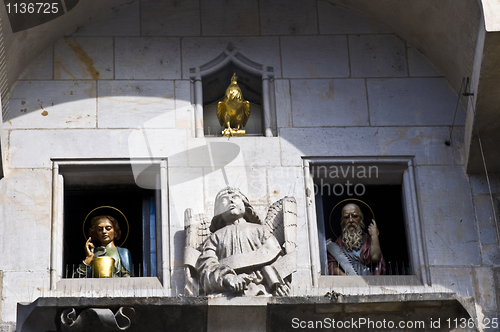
[184,187,297,296]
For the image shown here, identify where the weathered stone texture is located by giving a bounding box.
[115,37,181,79]
[290,79,368,126]
[317,1,389,35]
[181,37,281,79]
[416,166,480,266]
[208,306,266,332]
[200,0,259,36]
[69,1,140,37]
[7,81,97,129]
[142,0,200,36]
[470,173,500,195]
[54,37,113,79]
[281,36,349,78]
[473,195,499,246]
[474,267,497,312]
[349,34,408,77]
[97,80,176,128]
[260,0,318,35]
[9,128,188,168]
[367,78,465,126]
[174,80,194,130]
[0,325,11,332]
[280,127,457,166]
[0,170,52,270]
[18,47,53,80]
[430,267,475,298]
[407,45,442,77]
[274,80,292,129]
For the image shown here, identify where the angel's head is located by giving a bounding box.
[210,187,261,232]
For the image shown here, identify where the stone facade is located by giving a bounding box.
[0,0,499,330]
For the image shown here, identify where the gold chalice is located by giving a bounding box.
[92,256,116,278]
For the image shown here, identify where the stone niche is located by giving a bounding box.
[189,43,276,138]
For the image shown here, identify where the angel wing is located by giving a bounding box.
[183,208,211,295]
[262,197,297,291]
[264,197,297,255]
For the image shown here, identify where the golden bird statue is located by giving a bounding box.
[217,73,251,137]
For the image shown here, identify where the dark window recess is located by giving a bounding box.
[316,185,410,275]
[63,188,157,278]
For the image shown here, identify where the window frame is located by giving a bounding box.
[49,158,170,291]
[303,156,430,287]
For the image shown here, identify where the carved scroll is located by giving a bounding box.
[60,307,135,331]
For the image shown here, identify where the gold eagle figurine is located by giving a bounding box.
[217,73,251,137]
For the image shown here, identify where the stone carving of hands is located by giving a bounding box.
[223,274,247,293]
[273,280,291,296]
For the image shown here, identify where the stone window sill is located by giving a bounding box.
[318,275,422,288]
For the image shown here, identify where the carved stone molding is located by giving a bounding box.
[15,294,472,332]
[60,307,135,331]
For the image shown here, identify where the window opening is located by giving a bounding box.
[63,188,156,278]
[304,157,427,283]
[317,184,410,275]
[58,162,162,280]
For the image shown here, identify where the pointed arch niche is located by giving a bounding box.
[189,43,276,137]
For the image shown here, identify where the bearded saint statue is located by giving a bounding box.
[326,203,385,275]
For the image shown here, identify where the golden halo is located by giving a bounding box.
[328,198,375,238]
[83,206,129,247]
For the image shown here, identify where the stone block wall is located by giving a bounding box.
[469,173,500,322]
[0,0,497,326]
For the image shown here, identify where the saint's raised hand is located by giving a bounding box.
[84,237,95,264]
[368,219,379,237]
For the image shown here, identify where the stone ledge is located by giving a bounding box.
[269,292,470,306]
[17,293,475,332]
[20,291,469,307]
[318,275,422,288]
[55,277,164,295]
